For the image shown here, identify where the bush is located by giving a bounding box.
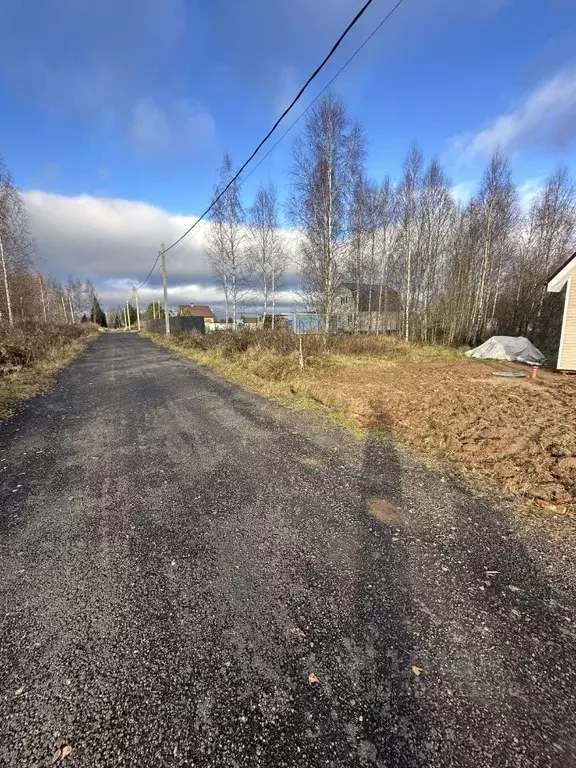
[0,322,96,374]
[164,328,459,362]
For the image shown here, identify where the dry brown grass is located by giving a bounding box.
[0,322,98,418]
[146,329,576,512]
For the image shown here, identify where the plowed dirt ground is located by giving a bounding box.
[303,359,576,510]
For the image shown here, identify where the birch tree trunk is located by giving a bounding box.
[0,234,13,326]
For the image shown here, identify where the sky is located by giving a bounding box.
[1,0,576,313]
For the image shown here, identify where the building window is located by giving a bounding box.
[340,295,349,305]
[347,313,353,323]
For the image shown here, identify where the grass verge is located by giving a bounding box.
[0,322,98,419]
[144,329,576,515]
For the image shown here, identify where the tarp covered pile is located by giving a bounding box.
[465,336,544,365]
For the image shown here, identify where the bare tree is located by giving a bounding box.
[205,153,247,329]
[374,178,396,333]
[395,143,424,341]
[0,157,34,325]
[346,175,370,332]
[288,93,363,331]
[418,159,454,342]
[248,183,285,327]
[468,152,518,343]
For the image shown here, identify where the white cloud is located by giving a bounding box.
[450,181,476,206]
[23,190,300,312]
[128,97,215,155]
[451,70,576,160]
[517,178,543,213]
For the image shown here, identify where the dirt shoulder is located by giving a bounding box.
[0,323,99,419]
[145,330,576,517]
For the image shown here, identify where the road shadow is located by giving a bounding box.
[350,429,434,767]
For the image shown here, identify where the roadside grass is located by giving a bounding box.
[144,328,576,514]
[0,322,98,419]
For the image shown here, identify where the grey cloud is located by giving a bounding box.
[24,191,210,283]
[23,191,301,312]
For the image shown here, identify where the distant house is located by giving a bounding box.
[547,251,576,371]
[241,316,260,328]
[334,283,401,332]
[178,305,216,330]
[262,314,289,329]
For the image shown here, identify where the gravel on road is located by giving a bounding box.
[0,332,574,767]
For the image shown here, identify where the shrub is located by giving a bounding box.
[0,322,96,375]
[163,328,461,362]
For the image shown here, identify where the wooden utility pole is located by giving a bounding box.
[133,286,141,331]
[68,294,74,324]
[0,233,13,326]
[126,300,131,330]
[161,245,170,335]
[61,294,68,323]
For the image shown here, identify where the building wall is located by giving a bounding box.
[558,276,576,371]
[143,317,205,333]
[333,309,400,332]
[333,286,400,332]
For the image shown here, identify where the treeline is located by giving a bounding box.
[208,93,576,350]
[0,156,107,327]
[108,301,166,329]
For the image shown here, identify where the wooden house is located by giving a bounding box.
[547,251,576,371]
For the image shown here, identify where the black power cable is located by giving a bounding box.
[162,0,379,256]
[137,0,406,286]
[162,0,406,268]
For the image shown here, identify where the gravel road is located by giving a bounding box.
[1,333,575,767]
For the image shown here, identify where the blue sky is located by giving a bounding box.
[1,0,575,309]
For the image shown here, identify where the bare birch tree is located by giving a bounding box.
[288,93,362,331]
[0,157,35,325]
[205,153,247,329]
[468,152,518,343]
[395,144,424,341]
[248,183,285,327]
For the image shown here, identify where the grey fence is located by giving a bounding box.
[288,313,338,334]
[143,317,205,334]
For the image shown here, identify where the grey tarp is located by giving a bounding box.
[465,336,544,365]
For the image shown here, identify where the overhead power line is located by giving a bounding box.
[136,252,161,290]
[135,0,406,289]
[239,0,406,192]
[162,0,406,269]
[162,0,383,256]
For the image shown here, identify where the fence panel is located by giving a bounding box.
[143,317,205,333]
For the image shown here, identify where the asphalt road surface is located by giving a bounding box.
[1,333,575,767]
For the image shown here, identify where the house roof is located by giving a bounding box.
[547,251,576,293]
[242,316,260,324]
[340,283,401,312]
[179,304,215,318]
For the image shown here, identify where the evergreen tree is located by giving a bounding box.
[90,297,107,327]
[142,301,165,319]
[127,303,138,324]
